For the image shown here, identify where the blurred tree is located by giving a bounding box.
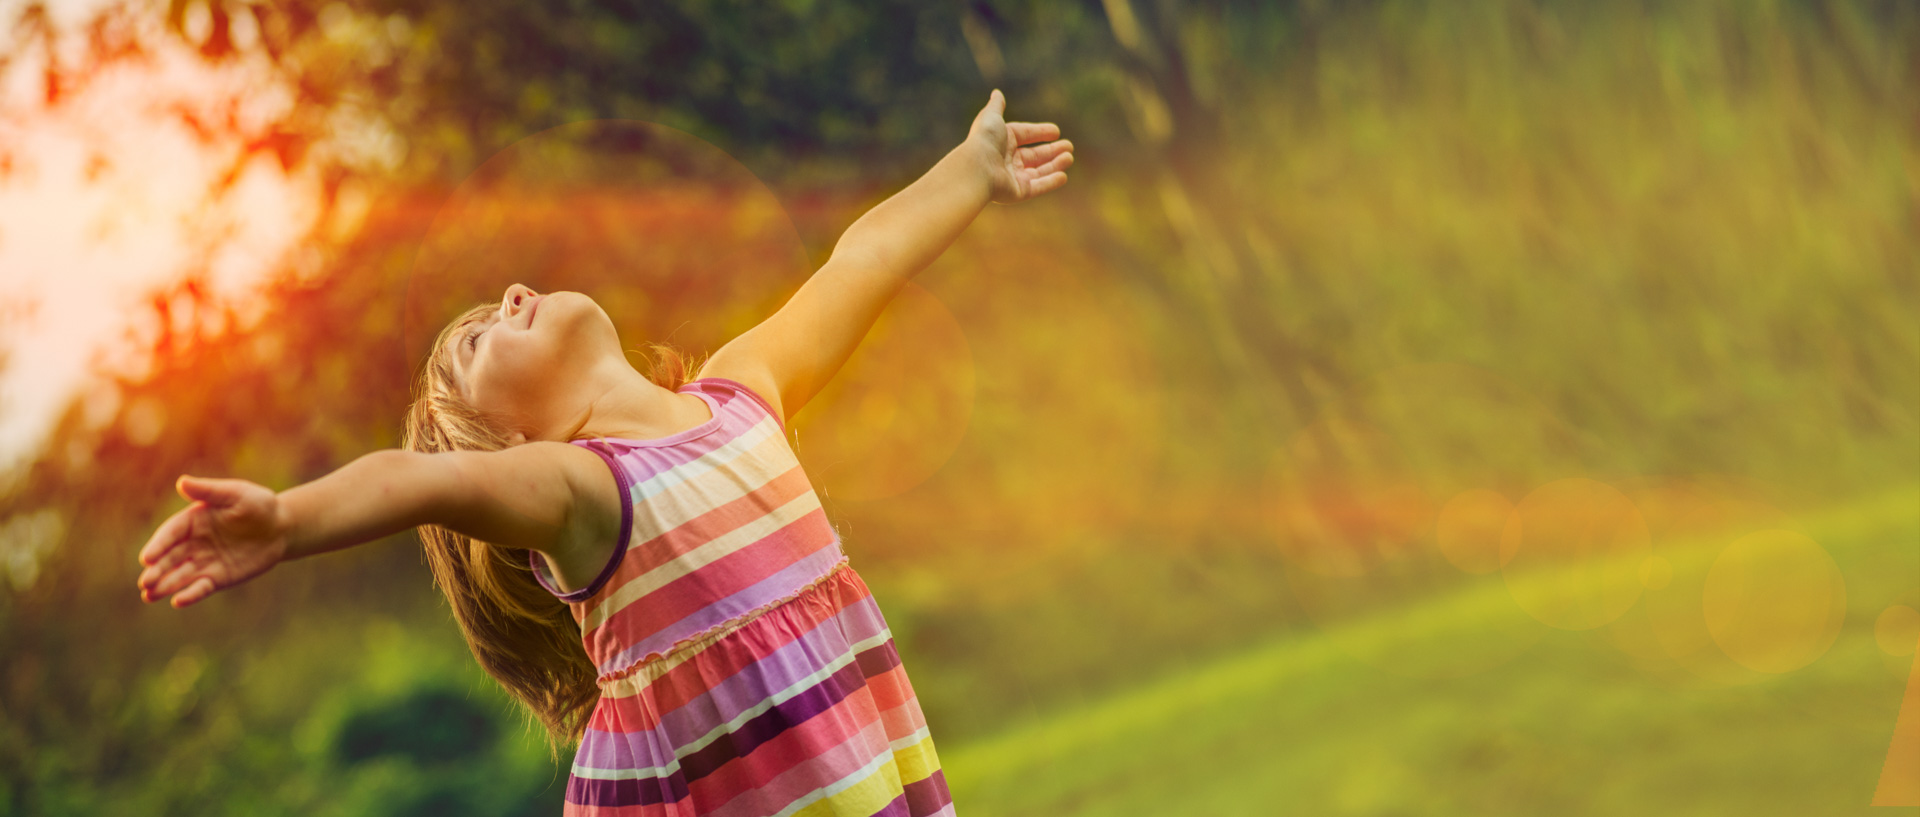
[2,0,1914,812]
[0,0,1190,810]
[336,687,497,765]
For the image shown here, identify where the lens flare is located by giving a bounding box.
[405,120,810,376]
[1436,489,1515,575]
[1264,361,1576,679]
[793,281,975,503]
[1599,485,1800,687]
[1879,606,1920,658]
[1500,478,1650,631]
[1702,530,1847,675]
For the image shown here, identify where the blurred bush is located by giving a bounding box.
[0,0,1913,813]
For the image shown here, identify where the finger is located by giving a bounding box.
[139,546,195,594]
[1008,121,1061,145]
[139,506,198,566]
[1015,140,1072,168]
[172,576,218,609]
[1027,171,1069,198]
[177,475,248,508]
[985,88,1005,115]
[149,559,209,601]
[1028,150,1074,179]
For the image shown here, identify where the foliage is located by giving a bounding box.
[0,0,1914,814]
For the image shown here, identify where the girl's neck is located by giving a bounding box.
[559,364,710,443]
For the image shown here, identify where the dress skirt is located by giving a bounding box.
[562,562,955,817]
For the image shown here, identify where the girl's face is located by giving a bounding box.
[448,283,622,440]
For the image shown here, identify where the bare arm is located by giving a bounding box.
[136,443,617,608]
[701,90,1073,423]
[277,445,614,559]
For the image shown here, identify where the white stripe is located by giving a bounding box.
[767,748,896,817]
[597,569,862,696]
[570,629,895,782]
[628,416,785,503]
[584,488,826,631]
[568,763,671,782]
[615,425,797,563]
[676,629,894,757]
[888,725,932,753]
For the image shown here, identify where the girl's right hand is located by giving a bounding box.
[968,89,1072,205]
[137,475,288,608]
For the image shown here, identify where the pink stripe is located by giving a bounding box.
[644,567,881,713]
[580,569,884,750]
[686,377,786,435]
[588,395,763,482]
[588,511,840,670]
[558,379,943,817]
[583,464,813,623]
[599,544,846,674]
[702,709,895,817]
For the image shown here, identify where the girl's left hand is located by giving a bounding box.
[137,475,288,608]
[969,89,1073,204]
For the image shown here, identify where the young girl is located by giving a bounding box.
[134,89,1070,816]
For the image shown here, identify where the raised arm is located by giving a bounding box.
[700,89,1073,423]
[136,442,618,608]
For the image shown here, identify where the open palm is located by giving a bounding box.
[137,476,287,608]
[971,89,1073,204]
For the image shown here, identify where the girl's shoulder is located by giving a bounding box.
[679,373,787,436]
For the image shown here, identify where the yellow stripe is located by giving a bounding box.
[582,442,817,632]
[583,488,825,632]
[788,756,906,817]
[619,421,794,533]
[891,733,943,785]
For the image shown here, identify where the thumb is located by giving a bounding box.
[176,475,246,507]
[985,88,1004,115]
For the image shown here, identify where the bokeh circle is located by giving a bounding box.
[1596,476,1801,687]
[1499,478,1651,631]
[1265,362,1574,678]
[1701,529,1847,674]
[1879,605,1920,658]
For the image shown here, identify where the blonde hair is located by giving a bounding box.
[401,302,705,752]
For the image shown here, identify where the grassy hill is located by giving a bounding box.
[941,484,1920,816]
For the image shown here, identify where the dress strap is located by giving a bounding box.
[528,439,633,602]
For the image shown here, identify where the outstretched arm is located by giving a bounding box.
[700,89,1073,423]
[136,443,617,608]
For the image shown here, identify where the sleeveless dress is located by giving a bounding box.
[530,377,955,817]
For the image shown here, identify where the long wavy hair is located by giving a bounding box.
[401,302,706,752]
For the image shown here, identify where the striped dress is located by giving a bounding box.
[529,376,955,817]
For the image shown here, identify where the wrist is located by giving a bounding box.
[271,489,302,561]
[954,137,998,200]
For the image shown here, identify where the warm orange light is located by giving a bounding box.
[0,13,319,466]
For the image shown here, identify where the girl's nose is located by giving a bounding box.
[502,283,538,315]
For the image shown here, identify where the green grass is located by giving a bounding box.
[941,484,1920,816]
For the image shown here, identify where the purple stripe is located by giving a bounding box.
[569,656,877,807]
[676,658,870,783]
[535,441,634,602]
[854,639,902,678]
[599,542,847,673]
[691,377,787,435]
[589,396,769,484]
[565,765,690,809]
[652,599,891,745]
[904,770,953,816]
[868,793,912,817]
[575,592,893,769]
